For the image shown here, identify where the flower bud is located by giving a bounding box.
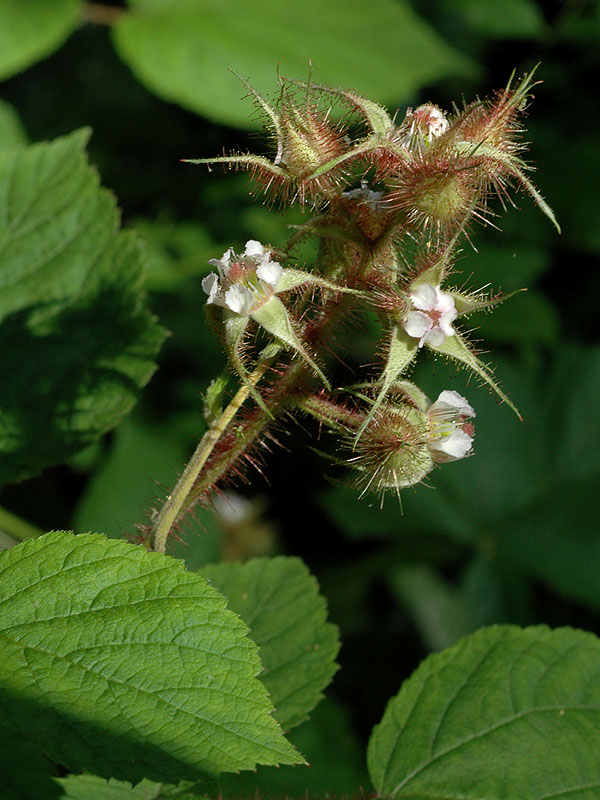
[349,404,433,494]
[348,389,475,496]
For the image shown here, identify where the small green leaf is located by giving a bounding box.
[202,556,340,731]
[0,0,82,80]
[0,532,301,795]
[113,0,475,129]
[368,625,600,799]
[0,130,167,485]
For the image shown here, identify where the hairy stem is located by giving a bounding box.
[151,359,272,553]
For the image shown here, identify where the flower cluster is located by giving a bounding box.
[190,69,556,502]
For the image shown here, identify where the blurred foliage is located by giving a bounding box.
[1,0,599,790]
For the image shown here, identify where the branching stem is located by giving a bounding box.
[151,359,272,553]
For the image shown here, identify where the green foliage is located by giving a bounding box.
[0,3,599,798]
[58,775,203,799]
[0,130,166,485]
[0,532,301,797]
[0,0,82,80]
[441,0,544,38]
[112,0,476,128]
[0,98,27,150]
[368,625,600,799]
[202,556,340,730]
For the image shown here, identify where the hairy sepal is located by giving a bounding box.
[449,287,525,317]
[433,332,521,418]
[354,326,419,443]
[277,268,364,296]
[223,311,272,415]
[251,296,330,388]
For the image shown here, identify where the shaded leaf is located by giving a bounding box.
[0,0,82,80]
[0,531,301,795]
[368,625,600,799]
[202,556,340,731]
[0,130,166,485]
[58,775,203,799]
[443,0,544,39]
[113,0,476,129]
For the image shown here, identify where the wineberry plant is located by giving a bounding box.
[1,63,600,800]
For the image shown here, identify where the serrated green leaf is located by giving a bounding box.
[0,531,302,796]
[0,0,82,80]
[58,775,203,799]
[0,98,27,150]
[0,130,167,486]
[202,556,340,731]
[112,0,475,129]
[368,625,600,799]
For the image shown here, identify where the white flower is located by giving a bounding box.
[427,390,475,462]
[202,240,283,315]
[406,103,449,140]
[403,284,457,348]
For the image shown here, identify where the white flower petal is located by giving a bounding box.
[208,246,234,276]
[225,284,254,315]
[404,310,433,341]
[432,390,475,418]
[423,325,448,347]
[244,240,265,258]
[435,288,457,314]
[202,273,220,304]
[410,284,437,311]
[429,428,473,460]
[256,260,283,287]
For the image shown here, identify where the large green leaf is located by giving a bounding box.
[368,625,600,799]
[0,532,302,797]
[0,130,166,485]
[0,0,82,80]
[112,0,476,129]
[202,556,340,731]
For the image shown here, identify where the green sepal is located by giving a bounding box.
[183,153,286,180]
[277,267,364,296]
[432,332,522,419]
[203,373,229,426]
[409,220,469,288]
[292,81,395,138]
[222,311,272,415]
[393,380,431,412]
[251,296,330,388]
[455,140,560,233]
[354,326,419,442]
[449,287,526,316]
